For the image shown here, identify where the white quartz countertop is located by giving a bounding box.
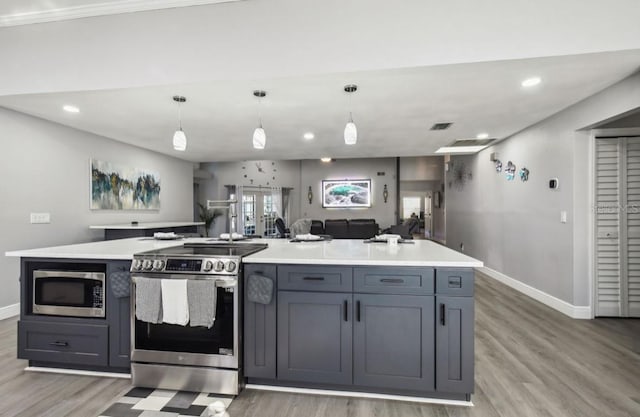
[243,238,483,267]
[6,237,482,267]
[89,221,204,230]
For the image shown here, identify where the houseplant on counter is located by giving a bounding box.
[198,203,224,237]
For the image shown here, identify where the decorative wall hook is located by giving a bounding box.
[383,184,389,203]
[308,186,313,204]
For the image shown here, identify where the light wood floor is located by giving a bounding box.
[1,275,639,417]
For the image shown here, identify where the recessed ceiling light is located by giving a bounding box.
[476,133,489,139]
[63,105,80,113]
[320,157,332,163]
[521,77,541,88]
[303,132,315,140]
[435,146,488,154]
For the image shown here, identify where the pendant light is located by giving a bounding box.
[253,90,266,149]
[172,95,187,151]
[343,84,358,145]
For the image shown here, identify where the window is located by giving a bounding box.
[402,197,421,219]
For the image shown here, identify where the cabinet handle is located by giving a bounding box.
[440,303,446,326]
[380,278,404,284]
[343,300,348,321]
[49,341,69,347]
[303,276,325,281]
[356,300,361,322]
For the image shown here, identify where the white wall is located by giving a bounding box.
[300,158,397,229]
[0,107,194,309]
[446,72,640,306]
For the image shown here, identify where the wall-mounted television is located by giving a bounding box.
[322,179,371,208]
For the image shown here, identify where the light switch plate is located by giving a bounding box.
[560,211,567,223]
[30,213,50,224]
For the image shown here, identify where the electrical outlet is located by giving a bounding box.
[30,212,50,224]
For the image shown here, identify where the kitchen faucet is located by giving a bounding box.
[206,196,238,243]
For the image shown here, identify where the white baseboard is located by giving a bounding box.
[0,303,19,320]
[245,384,472,406]
[478,267,592,319]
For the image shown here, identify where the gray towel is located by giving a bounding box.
[247,274,273,304]
[135,277,163,324]
[289,218,312,237]
[187,279,217,328]
[109,271,131,298]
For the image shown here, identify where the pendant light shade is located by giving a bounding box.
[253,90,267,149]
[173,129,187,151]
[172,95,187,151]
[344,114,357,145]
[253,126,266,149]
[343,84,358,145]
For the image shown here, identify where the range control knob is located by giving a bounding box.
[132,259,143,271]
[225,261,237,273]
[143,260,153,271]
[153,260,165,271]
[203,260,214,272]
[214,260,225,272]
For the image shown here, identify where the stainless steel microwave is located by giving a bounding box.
[33,270,105,318]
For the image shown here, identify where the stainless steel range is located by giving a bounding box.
[130,242,267,395]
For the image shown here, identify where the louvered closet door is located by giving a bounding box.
[595,136,640,317]
[625,138,640,317]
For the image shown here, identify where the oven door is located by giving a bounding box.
[33,270,105,317]
[131,273,239,369]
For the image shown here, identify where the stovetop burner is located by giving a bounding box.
[131,242,268,275]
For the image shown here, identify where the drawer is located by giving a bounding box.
[435,269,474,296]
[277,265,352,292]
[354,267,434,295]
[18,320,108,366]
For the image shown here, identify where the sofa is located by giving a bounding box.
[317,218,379,239]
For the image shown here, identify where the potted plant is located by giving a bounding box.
[198,203,223,237]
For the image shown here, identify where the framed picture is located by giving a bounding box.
[90,158,161,210]
[322,179,371,208]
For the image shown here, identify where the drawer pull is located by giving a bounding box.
[303,277,325,281]
[356,300,361,322]
[440,304,446,326]
[49,341,69,347]
[343,300,348,321]
[380,278,404,284]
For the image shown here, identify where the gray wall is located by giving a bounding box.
[200,157,398,235]
[446,72,640,306]
[0,107,194,309]
[300,158,397,229]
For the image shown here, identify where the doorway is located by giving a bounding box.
[594,135,640,317]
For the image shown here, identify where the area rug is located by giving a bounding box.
[98,387,233,417]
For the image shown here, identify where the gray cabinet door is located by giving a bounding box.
[353,294,435,391]
[244,264,277,379]
[436,296,474,393]
[277,291,352,385]
[107,261,131,368]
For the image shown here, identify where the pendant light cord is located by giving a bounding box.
[178,101,183,130]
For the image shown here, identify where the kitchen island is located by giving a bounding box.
[6,237,481,404]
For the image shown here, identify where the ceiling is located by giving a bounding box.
[1,1,639,163]
[0,0,241,26]
[1,50,639,162]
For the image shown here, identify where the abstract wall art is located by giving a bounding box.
[90,159,161,210]
[322,179,371,208]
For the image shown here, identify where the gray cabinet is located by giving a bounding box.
[353,294,435,391]
[277,291,352,385]
[244,264,277,379]
[18,320,109,366]
[106,261,131,368]
[436,295,474,393]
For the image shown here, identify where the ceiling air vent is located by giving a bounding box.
[449,138,495,147]
[430,122,452,131]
